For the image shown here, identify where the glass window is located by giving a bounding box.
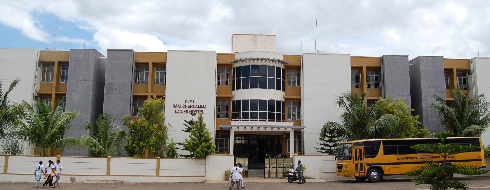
[217,67,230,85]
[215,133,229,153]
[58,97,66,111]
[250,77,258,88]
[338,143,352,160]
[39,97,52,106]
[216,100,230,118]
[250,99,258,111]
[287,101,301,120]
[135,66,149,84]
[444,71,450,89]
[366,70,380,88]
[60,65,69,83]
[351,70,360,88]
[242,65,250,78]
[42,64,54,83]
[132,98,146,117]
[287,134,302,154]
[155,66,166,85]
[250,65,259,76]
[268,66,275,78]
[268,78,275,90]
[287,69,300,87]
[457,72,468,90]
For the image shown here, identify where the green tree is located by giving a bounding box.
[123,96,168,158]
[182,113,215,158]
[81,113,126,157]
[431,89,490,137]
[18,98,79,156]
[0,79,20,138]
[405,132,488,190]
[317,92,428,152]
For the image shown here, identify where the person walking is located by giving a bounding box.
[54,160,62,186]
[228,163,241,190]
[34,161,45,188]
[43,160,56,188]
[296,160,304,184]
[235,163,244,189]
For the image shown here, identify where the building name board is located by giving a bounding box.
[173,100,207,114]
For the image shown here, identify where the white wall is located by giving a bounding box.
[63,157,107,175]
[205,154,233,181]
[160,158,205,176]
[302,53,351,155]
[232,34,276,53]
[0,48,39,155]
[472,57,490,146]
[111,157,156,176]
[165,50,217,156]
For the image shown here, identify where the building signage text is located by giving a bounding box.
[173,100,207,114]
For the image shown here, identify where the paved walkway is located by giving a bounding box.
[206,177,326,183]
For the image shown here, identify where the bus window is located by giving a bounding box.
[338,143,352,160]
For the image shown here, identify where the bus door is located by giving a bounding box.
[354,146,365,177]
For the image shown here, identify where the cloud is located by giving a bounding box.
[2,0,490,58]
[93,28,168,54]
[0,1,49,42]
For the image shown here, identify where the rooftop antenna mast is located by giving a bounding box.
[315,19,317,53]
[53,18,58,51]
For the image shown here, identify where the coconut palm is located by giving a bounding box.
[317,92,428,153]
[431,89,490,137]
[81,113,126,157]
[18,98,79,156]
[0,79,20,138]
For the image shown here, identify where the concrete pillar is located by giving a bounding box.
[230,129,235,155]
[289,130,294,158]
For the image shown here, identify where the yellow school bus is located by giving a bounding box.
[336,137,486,182]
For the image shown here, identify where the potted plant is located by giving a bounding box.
[224,169,231,181]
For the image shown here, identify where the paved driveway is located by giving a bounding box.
[2,176,489,190]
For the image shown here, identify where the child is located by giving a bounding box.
[34,161,45,188]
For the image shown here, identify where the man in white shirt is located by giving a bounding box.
[34,161,45,188]
[54,160,62,186]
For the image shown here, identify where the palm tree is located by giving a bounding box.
[431,89,490,137]
[318,92,427,153]
[0,79,20,138]
[81,114,126,157]
[18,98,79,156]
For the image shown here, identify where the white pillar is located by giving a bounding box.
[289,129,294,158]
[230,129,235,155]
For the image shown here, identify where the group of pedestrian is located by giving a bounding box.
[229,163,245,190]
[34,160,62,188]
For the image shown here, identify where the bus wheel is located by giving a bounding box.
[367,168,382,183]
[355,177,366,182]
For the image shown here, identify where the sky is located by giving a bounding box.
[1,0,489,59]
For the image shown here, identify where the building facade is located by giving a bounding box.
[1,34,489,168]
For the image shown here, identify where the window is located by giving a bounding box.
[457,72,468,90]
[232,99,284,121]
[287,134,302,154]
[155,67,166,85]
[233,65,284,91]
[287,101,301,120]
[215,133,229,153]
[444,71,450,89]
[60,65,69,83]
[287,69,300,87]
[217,67,230,85]
[39,97,52,106]
[216,100,230,118]
[42,64,54,83]
[58,97,66,111]
[366,70,380,88]
[134,66,149,84]
[132,98,146,117]
[351,70,360,88]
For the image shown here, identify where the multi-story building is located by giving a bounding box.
[1,34,489,170]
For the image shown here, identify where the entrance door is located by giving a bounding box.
[354,147,365,177]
